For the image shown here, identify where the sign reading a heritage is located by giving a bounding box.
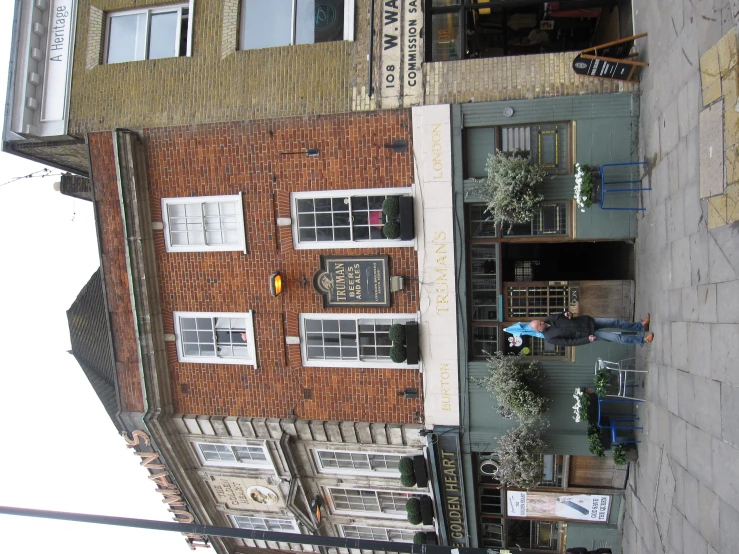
[436,433,469,547]
[313,255,390,307]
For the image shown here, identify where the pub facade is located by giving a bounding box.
[413,93,641,552]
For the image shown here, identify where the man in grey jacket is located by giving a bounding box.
[529,312,653,346]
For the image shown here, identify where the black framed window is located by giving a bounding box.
[425,0,607,62]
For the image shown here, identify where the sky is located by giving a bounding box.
[0,6,193,554]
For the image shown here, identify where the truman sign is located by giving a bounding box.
[412,104,459,426]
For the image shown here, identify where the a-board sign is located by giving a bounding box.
[595,40,634,59]
[572,55,637,81]
[313,255,390,307]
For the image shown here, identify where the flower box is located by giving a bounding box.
[399,196,415,240]
[419,495,434,525]
[413,454,428,487]
[406,321,420,365]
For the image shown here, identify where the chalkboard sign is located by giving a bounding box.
[572,55,637,81]
[313,255,390,308]
[595,39,634,59]
[572,33,648,83]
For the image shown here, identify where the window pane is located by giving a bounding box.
[431,13,460,61]
[148,11,179,59]
[108,13,147,63]
[298,0,345,44]
[241,0,292,49]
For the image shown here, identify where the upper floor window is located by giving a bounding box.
[291,189,413,249]
[195,441,271,468]
[504,202,568,237]
[300,314,417,368]
[240,0,354,50]
[328,488,413,518]
[106,3,192,64]
[315,450,404,475]
[233,516,298,532]
[340,525,417,542]
[174,312,257,366]
[162,195,247,253]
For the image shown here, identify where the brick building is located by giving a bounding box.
[62,109,455,553]
[4,0,636,174]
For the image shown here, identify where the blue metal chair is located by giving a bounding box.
[597,397,642,445]
[599,161,650,211]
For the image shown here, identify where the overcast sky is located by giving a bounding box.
[0,7,193,554]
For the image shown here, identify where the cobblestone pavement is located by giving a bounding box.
[623,1,739,553]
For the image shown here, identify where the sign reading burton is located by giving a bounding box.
[313,255,390,307]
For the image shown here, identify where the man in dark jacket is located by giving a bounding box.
[529,312,653,346]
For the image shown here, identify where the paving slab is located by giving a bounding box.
[721,382,739,447]
[700,99,725,198]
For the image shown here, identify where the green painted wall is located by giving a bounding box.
[459,93,640,239]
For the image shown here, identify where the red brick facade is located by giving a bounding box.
[92,110,424,423]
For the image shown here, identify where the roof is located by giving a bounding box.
[67,269,121,431]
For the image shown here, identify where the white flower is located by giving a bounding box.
[581,209,586,212]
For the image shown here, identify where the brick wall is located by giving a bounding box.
[92,110,422,423]
[424,52,639,105]
[68,0,372,134]
[89,132,145,413]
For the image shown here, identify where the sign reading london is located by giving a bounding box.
[313,255,390,307]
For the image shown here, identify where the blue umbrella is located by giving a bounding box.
[504,322,546,339]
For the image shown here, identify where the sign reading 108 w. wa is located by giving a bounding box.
[313,255,390,308]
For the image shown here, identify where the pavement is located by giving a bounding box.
[622,1,739,553]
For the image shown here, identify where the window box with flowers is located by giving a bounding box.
[573,163,602,212]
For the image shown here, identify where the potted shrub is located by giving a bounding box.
[495,425,546,489]
[573,163,602,211]
[613,444,628,466]
[398,456,417,487]
[412,454,428,487]
[382,196,415,240]
[419,495,434,525]
[413,532,426,545]
[587,423,606,458]
[406,497,422,525]
[388,322,420,365]
[473,352,550,426]
[467,151,546,231]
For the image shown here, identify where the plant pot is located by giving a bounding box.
[399,196,415,240]
[413,455,428,487]
[406,320,420,365]
[425,532,438,545]
[419,495,434,525]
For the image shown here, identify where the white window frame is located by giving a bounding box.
[194,441,272,468]
[239,0,354,51]
[291,188,414,250]
[174,311,257,367]
[231,515,299,532]
[314,449,410,477]
[299,313,418,369]
[162,194,247,253]
[105,1,195,64]
[339,524,419,543]
[327,487,414,519]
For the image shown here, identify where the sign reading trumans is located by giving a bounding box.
[436,433,468,546]
[122,430,210,550]
[313,255,390,307]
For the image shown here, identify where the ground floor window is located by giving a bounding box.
[426,0,620,62]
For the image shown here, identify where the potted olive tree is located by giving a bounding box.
[467,151,547,231]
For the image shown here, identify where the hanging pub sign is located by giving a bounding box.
[313,255,390,307]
